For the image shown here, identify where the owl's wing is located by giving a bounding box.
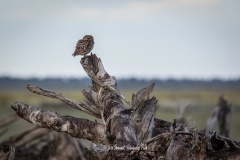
[78,39,87,44]
[72,39,89,56]
[86,39,94,49]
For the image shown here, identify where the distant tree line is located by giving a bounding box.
[0,77,240,91]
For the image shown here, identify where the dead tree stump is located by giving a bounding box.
[217,96,232,138]
[10,53,240,160]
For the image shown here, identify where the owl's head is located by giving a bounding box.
[83,35,94,41]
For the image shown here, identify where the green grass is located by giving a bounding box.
[0,89,240,143]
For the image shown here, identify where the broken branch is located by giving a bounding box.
[11,101,106,144]
[27,84,101,118]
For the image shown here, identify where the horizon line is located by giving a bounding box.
[0,75,240,81]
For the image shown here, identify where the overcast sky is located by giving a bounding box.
[0,0,239,80]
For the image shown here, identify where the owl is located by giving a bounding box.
[72,35,94,57]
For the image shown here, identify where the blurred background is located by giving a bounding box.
[0,0,240,145]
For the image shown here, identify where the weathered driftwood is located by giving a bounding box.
[11,101,106,144]
[1,126,88,160]
[26,84,101,118]
[205,96,232,138]
[217,96,232,137]
[176,103,192,124]
[10,54,240,159]
[0,142,15,160]
[0,114,19,160]
[206,107,219,137]
[0,114,19,129]
[0,114,18,160]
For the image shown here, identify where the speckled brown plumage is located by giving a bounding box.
[72,35,94,57]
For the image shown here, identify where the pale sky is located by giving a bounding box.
[0,0,240,79]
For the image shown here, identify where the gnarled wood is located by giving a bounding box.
[9,52,240,159]
[0,114,19,128]
[131,83,155,109]
[80,55,137,158]
[131,96,157,143]
[27,84,101,118]
[11,101,106,143]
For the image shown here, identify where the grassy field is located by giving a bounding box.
[0,89,240,143]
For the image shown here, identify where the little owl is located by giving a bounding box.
[72,35,94,57]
